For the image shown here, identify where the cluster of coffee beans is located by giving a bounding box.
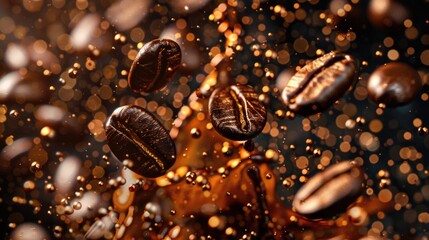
[106,39,181,178]
[103,35,424,240]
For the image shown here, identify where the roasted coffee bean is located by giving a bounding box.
[209,84,267,141]
[281,52,356,115]
[128,39,181,93]
[106,105,176,178]
[292,161,363,219]
[367,62,422,107]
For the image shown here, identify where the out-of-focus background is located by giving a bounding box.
[0,0,429,239]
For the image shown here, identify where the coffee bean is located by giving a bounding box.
[0,137,34,173]
[209,84,267,141]
[84,212,117,239]
[281,52,356,115]
[0,71,51,104]
[106,105,176,178]
[368,0,409,29]
[128,39,181,93]
[35,105,84,143]
[292,161,363,219]
[367,62,422,107]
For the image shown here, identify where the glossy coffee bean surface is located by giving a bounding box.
[281,52,356,115]
[209,84,267,141]
[367,62,422,107]
[292,161,363,219]
[106,105,176,178]
[128,39,181,93]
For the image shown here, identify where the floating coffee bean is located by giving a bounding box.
[84,212,117,239]
[292,161,363,219]
[105,105,176,178]
[0,71,51,104]
[367,62,422,107]
[209,84,267,141]
[35,105,84,143]
[128,39,181,93]
[281,52,356,115]
[0,137,34,173]
[368,0,409,29]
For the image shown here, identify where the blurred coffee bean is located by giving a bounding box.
[84,212,117,239]
[105,0,151,31]
[292,161,363,219]
[54,156,82,195]
[209,84,267,141]
[367,62,422,107]
[11,223,49,240]
[5,43,29,69]
[70,13,101,51]
[0,137,34,172]
[68,191,101,221]
[281,52,356,115]
[168,0,210,14]
[128,39,181,93]
[106,105,176,178]
[329,0,369,33]
[368,0,409,29]
[0,71,51,104]
[34,105,84,143]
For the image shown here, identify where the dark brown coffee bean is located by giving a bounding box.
[281,52,356,115]
[367,62,422,107]
[209,84,267,141]
[0,71,51,104]
[128,39,181,93]
[106,105,176,178]
[292,161,363,219]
